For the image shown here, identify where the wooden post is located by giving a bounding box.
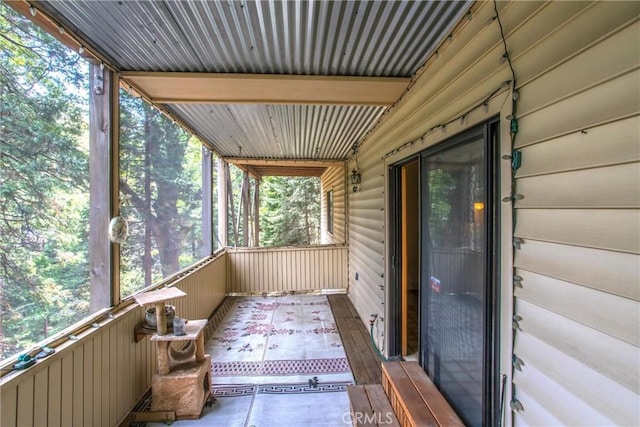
[217,158,228,248]
[89,62,117,312]
[242,171,250,246]
[157,341,170,375]
[227,165,238,247]
[201,147,212,256]
[110,69,121,306]
[254,178,260,247]
[155,302,168,336]
[196,334,205,362]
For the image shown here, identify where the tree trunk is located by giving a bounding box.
[0,284,5,357]
[253,179,260,247]
[227,166,238,247]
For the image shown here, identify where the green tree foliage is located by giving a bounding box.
[0,6,204,358]
[427,168,457,247]
[0,3,321,359]
[119,91,203,296]
[260,176,320,247]
[0,5,90,358]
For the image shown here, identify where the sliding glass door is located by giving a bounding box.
[419,122,499,426]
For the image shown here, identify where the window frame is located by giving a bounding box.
[327,189,334,235]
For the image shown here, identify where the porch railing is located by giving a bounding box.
[0,244,348,427]
[226,244,348,294]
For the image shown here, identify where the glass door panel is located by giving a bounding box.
[420,131,487,427]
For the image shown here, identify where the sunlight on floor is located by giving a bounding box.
[149,295,354,427]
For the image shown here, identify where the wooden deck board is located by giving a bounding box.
[364,384,401,427]
[348,385,401,427]
[328,294,383,385]
[382,362,438,427]
[347,386,377,427]
[401,362,464,427]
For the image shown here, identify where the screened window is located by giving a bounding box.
[119,92,203,297]
[0,7,93,359]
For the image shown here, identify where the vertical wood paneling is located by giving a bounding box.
[226,246,348,293]
[72,346,84,427]
[0,254,227,427]
[1,383,17,426]
[33,368,48,426]
[92,335,102,427]
[132,312,142,402]
[48,358,62,426]
[17,377,34,426]
[102,324,119,427]
[116,317,125,419]
[83,339,93,427]
[61,353,73,427]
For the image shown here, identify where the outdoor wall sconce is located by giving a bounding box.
[350,169,361,192]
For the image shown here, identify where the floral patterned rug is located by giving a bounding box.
[144,294,355,426]
[206,294,354,386]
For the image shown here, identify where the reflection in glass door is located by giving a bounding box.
[419,122,498,427]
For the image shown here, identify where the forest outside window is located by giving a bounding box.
[0,5,208,361]
[259,176,321,246]
[119,92,204,298]
[0,7,95,359]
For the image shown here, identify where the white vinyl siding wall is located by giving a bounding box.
[510,1,640,423]
[348,1,639,425]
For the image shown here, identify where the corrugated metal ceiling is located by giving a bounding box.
[35,0,471,161]
[169,103,386,159]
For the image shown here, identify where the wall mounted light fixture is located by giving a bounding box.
[350,169,361,192]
